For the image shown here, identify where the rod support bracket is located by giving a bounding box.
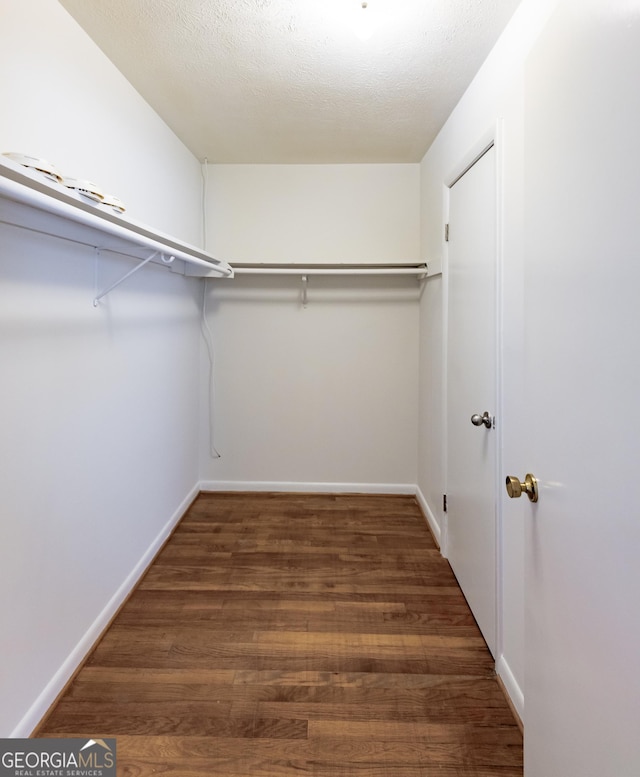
[93,250,160,307]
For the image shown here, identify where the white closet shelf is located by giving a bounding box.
[0,156,233,280]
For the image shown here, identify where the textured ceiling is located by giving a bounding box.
[58,0,522,163]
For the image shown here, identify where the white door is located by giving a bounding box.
[521,0,640,774]
[446,145,497,656]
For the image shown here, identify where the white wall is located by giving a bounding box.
[0,0,203,735]
[0,2,201,240]
[417,0,560,717]
[201,163,421,491]
[207,164,421,264]
[416,275,444,543]
[200,274,420,490]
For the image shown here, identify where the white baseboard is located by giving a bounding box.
[496,653,525,724]
[415,486,442,549]
[10,482,200,738]
[199,480,417,496]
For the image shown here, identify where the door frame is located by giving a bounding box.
[442,122,505,662]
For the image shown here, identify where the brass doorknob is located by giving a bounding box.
[505,473,538,503]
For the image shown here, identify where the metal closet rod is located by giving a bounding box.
[232,264,428,277]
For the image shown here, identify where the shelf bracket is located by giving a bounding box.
[93,250,174,306]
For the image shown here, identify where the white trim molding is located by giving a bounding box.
[199,480,417,496]
[415,486,442,549]
[496,653,524,724]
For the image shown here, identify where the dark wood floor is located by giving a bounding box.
[38,492,522,776]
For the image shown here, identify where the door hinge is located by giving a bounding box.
[443,494,448,513]
[445,223,450,242]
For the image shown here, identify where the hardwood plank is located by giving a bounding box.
[232,670,494,690]
[37,492,522,776]
[110,734,523,770]
[114,610,479,637]
[66,675,510,711]
[42,709,307,738]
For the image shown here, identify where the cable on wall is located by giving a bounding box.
[201,278,222,459]
[201,157,209,251]
[199,157,221,458]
